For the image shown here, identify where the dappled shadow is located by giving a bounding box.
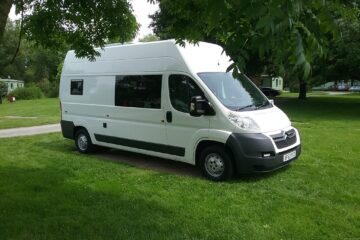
[0,166,190,239]
[275,96,360,122]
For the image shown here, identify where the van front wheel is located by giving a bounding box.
[75,129,94,154]
[200,145,234,181]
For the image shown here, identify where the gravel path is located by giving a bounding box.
[0,124,61,138]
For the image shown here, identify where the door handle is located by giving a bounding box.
[166,111,172,123]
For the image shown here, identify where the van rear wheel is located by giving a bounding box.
[75,129,94,154]
[199,145,234,181]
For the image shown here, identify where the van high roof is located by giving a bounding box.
[62,40,232,76]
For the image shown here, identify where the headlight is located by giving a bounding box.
[228,113,260,130]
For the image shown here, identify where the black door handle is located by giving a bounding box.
[166,111,172,123]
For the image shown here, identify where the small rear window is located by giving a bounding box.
[71,79,83,95]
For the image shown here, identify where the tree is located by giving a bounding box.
[312,18,360,86]
[0,81,7,104]
[0,0,139,60]
[139,34,160,42]
[0,20,65,84]
[0,20,26,80]
[150,0,359,99]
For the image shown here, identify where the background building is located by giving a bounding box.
[260,75,284,91]
[0,78,25,94]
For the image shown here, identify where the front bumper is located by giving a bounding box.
[225,132,301,174]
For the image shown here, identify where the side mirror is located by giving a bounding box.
[269,99,274,105]
[189,96,215,117]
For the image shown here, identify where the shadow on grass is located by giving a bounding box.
[37,139,202,178]
[95,149,202,178]
[275,96,360,122]
[37,138,293,182]
[0,166,188,239]
[233,165,291,183]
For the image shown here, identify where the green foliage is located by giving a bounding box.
[312,18,360,85]
[150,0,359,97]
[0,81,7,98]
[37,80,59,98]
[11,0,139,60]
[0,20,26,80]
[55,61,64,84]
[9,85,44,100]
[0,20,66,87]
[139,34,160,42]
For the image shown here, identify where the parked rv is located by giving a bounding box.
[59,40,301,181]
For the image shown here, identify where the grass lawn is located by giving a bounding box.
[0,98,60,129]
[0,94,359,239]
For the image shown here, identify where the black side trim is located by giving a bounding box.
[61,120,75,139]
[94,134,185,156]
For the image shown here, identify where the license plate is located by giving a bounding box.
[283,150,296,162]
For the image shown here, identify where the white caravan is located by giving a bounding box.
[60,40,301,181]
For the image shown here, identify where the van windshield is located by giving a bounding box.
[198,72,271,111]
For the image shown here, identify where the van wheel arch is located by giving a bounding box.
[73,126,86,139]
[195,140,235,166]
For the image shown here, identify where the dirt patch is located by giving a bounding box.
[96,149,201,178]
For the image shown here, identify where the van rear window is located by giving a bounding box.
[70,80,83,95]
[115,75,162,109]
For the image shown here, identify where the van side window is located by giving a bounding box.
[115,75,162,109]
[169,75,204,113]
[70,80,83,95]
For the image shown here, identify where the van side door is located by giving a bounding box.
[94,74,168,155]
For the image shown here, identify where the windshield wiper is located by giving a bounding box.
[235,104,256,111]
[256,101,270,109]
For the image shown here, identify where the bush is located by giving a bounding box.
[9,86,44,100]
[37,80,59,98]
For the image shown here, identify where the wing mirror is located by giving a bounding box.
[269,99,274,105]
[189,96,215,117]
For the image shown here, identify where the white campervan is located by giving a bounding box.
[60,40,301,181]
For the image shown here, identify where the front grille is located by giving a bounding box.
[271,129,297,149]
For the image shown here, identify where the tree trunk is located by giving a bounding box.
[298,81,307,99]
[0,0,13,40]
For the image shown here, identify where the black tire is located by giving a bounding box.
[199,145,234,181]
[74,128,94,154]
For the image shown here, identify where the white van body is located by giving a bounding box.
[60,40,301,179]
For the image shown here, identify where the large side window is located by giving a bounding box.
[70,79,83,95]
[169,75,204,113]
[115,75,162,109]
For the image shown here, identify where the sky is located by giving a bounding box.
[9,0,159,42]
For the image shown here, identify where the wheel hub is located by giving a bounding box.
[78,134,88,151]
[205,153,225,177]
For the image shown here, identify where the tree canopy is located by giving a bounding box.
[0,0,139,60]
[312,17,360,86]
[0,20,64,83]
[150,0,359,98]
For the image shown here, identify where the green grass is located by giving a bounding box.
[0,98,60,129]
[0,95,359,239]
